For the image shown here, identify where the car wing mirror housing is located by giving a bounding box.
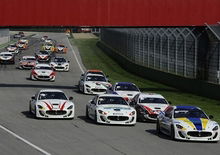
[209,115,214,119]
[69,97,73,100]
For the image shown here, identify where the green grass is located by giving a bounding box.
[70,38,220,123]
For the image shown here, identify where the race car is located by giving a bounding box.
[50,57,69,71]
[130,93,170,121]
[157,105,220,142]
[86,94,136,125]
[54,44,68,53]
[18,56,37,69]
[29,89,74,119]
[80,70,109,82]
[30,64,56,81]
[0,52,15,64]
[16,40,28,50]
[44,38,53,44]
[35,51,51,62]
[78,73,111,94]
[107,82,140,101]
[6,44,19,54]
[41,43,55,52]
[19,37,29,44]
[41,35,48,41]
[13,32,24,38]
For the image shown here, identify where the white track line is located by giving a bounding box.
[67,38,84,73]
[0,125,51,155]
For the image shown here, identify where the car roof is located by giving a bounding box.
[86,73,105,77]
[115,82,135,85]
[174,105,200,110]
[0,52,13,55]
[97,94,123,98]
[138,93,165,99]
[39,89,64,93]
[22,56,36,59]
[87,69,103,73]
[35,64,51,67]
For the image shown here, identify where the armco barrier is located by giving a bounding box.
[97,41,220,100]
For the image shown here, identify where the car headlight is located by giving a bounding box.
[212,126,219,131]
[176,124,184,130]
[37,105,43,109]
[129,111,136,116]
[98,110,107,115]
[85,84,91,88]
[67,105,73,110]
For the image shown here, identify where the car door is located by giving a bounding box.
[88,96,97,119]
[30,93,38,112]
[79,74,85,91]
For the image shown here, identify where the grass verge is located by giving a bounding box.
[70,37,220,123]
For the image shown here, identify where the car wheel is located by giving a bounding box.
[156,120,161,134]
[34,107,38,118]
[170,125,175,140]
[86,106,89,119]
[94,111,98,124]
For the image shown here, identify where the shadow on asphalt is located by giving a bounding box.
[77,116,95,124]
[21,111,36,119]
[145,129,172,141]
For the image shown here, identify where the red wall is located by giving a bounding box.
[0,0,220,26]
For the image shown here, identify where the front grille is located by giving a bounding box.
[55,66,64,69]
[91,88,106,92]
[38,75,50,78]
[107,116,129,121]
[148,114,158,119]
[46,110,67,115]
[187,131,212,137]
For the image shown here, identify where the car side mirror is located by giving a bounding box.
[165,113,172,118]
[68,61,70,63]
[69,97,73,100]
[168,101,172,105]
[106,75,109,78]
[31,96,35,100]
[90,100,95,105]
[209,115,214,119]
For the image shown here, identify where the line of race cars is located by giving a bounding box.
[2,33,219,142]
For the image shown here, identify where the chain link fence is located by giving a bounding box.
[100,27,220,85]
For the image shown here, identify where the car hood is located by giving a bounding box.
[139,103,168,113]
[34,69,53,75]
[98,104,133,111]
[175,117,218,131]
[114,91,140,99]
[84,81,111,88]
[38,100,73,110]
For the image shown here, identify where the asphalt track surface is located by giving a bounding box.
[0,32,219,155]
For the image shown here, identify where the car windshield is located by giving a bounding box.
[9,45,16,48]
[35,66,52,70]
[87,71,104,76]
[174,109,208,119]
[115,84,139,91]
[98,97,128,105]
[54,58,66,62]
[1,54,12,56]
[86,75,106,82]
[139,97,168,104]
[19,42,25,44]
[46,44,52,46]
[39,51,49,55]
[58,45,65,47]
[38,92,67,100]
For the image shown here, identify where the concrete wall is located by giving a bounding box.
[0,29,10,45]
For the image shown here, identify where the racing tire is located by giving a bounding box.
[29,104,32,114]
[94,112,98,124]
[170,125,176,140]
[156,120,161,135]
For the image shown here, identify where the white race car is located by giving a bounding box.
[44,38,53,44]
[157,105,220,142]
[29,89,74,119]
[41,36,48,41]
[79,73,111,94]
[86,94,136,125]
[50,57,69,71]
[0,52,15,64]
[20,37,29,44]
[130,93,170,121]
[6,44,19,54]
[107,82,140,101]
[30,64,56,81]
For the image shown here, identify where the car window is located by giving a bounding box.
[38,92,67,100]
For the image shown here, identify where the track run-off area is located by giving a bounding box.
[0,32,219,155]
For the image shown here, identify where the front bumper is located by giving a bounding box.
[32,74,55,81]
[174,128,219,141]
[84,86,107,94]
[36,109,74,118]
[97,114,136,125]
[53,65,69,71]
